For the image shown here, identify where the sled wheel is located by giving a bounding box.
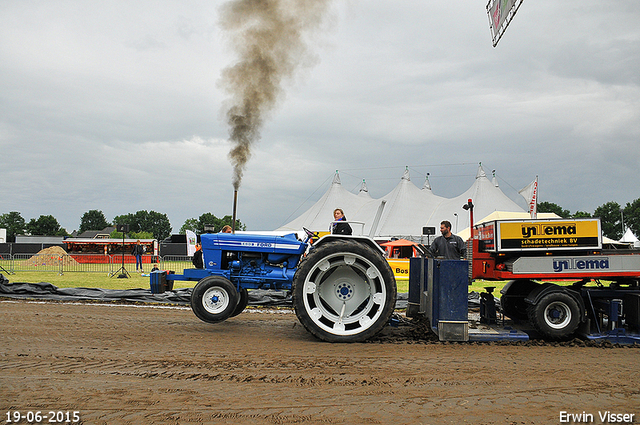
[190,276,239,323]
[527,292,580,340]
[293,240,396,342]
[500,280,540,322]
[231,287,249,317]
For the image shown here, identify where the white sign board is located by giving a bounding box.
[0,228,6,243]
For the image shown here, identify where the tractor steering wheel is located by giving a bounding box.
[302,227,316,243]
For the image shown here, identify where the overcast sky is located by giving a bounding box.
[1,0,639,234]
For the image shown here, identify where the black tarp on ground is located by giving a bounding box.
[0,274,412,308]
[0,279,193,305]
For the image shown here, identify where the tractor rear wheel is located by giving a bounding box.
[293,240,396,342]
[191,276,239,323]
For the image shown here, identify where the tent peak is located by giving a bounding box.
[401,167,411,181]
[332,171,341,185]
[359,179,369,193]
[491,170,499,187]
[476,163,487,179]
[620,228,639,243]
[422,173,432,191]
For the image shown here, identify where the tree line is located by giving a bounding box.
[1,199,638,243]
[0,210,245,243]
[538,199,640,240]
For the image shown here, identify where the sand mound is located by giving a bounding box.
[24,246,79,267]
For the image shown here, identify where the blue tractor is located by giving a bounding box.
[152,229,397,342]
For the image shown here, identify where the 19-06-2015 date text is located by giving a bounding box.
[5,411,80,423]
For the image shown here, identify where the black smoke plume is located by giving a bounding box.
[219,0,332,190]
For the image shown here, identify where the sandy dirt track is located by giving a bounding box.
[1,300,639,425]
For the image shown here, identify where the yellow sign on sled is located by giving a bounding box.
[387,259,410,281]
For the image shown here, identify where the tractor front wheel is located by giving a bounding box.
[191,276,239,323]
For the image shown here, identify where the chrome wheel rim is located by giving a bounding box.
[302,252,386,336]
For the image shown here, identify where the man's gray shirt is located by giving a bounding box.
[430,234,466,260]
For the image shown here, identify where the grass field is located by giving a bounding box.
[2,268,511,295]
[2,265,196,291]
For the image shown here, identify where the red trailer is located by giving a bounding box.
[469,218,640,341]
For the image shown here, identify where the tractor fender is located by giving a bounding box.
[524,282,587,323]
[313,234,386,257]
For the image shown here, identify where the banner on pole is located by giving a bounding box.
[518,176,538,219]
[186,230,197,257]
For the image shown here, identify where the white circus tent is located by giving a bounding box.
[278,164,529,241]
[278,173,374,235]
[428,165,525,236]
[620,228,640,248]
[357,168,445,239]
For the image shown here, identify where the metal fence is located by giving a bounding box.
[159,255,192,273]
[0,254,15,275]
[12,253,62,273]
[0,254,179,275]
